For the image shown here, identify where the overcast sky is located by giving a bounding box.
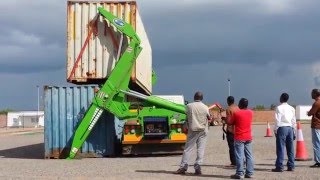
[0,0,320,110]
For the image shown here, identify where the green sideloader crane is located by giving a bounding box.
[67,7,188,159]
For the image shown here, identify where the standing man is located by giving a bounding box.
[223,96,239,166]
[227,98,254,179]
[272,93,296,172]
[176,91,212,175]
[307,89,320,168]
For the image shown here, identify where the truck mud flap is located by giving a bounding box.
[122,143,184,155]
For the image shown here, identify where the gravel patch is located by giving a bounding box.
[0,124,317,179]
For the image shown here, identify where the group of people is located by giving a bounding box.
[175,89,320,179]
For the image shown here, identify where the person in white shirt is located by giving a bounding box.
[272,93,297,172]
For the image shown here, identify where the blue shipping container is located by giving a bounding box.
[44,86,120,159]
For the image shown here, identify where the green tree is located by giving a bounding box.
[0,109,14,114]
[254,105,265,110]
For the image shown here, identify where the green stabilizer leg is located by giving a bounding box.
[67,104,103,159]
[66,42,140,159]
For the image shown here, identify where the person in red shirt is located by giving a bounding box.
[227,98,254,179]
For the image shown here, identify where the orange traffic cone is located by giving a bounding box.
[265,122,272,137]
[295,121,311,161]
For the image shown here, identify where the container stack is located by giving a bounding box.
[44,0,152,158]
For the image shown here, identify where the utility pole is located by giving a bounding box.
[228,78,231,96]
[37,85,39,127]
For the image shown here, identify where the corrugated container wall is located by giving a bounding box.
[67,1,152,94]
[44,86,119,159]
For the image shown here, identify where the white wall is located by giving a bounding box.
[7,111,44,127]
[156,95,185,105]
[296,105,312,121]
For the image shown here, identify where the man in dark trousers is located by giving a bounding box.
[223,96,239,166]
[307,89,320,168]
[272,93,296,172]
[227,98,254,179]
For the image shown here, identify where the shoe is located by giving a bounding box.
[310,163,320,168]
[287,168,294,171]
[175,168,187,174]
[230,174,244,179]
[245,174,254,178]
[271,168,284,172]
[195,168,202,175]
[194,164,202,175]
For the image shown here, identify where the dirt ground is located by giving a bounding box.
[0,124,319,179]
[211,110,277,126]
[252,110,275,123]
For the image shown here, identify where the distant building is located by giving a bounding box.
[296,105,312,121]
[0,114,6,128]
[7,111,44,128]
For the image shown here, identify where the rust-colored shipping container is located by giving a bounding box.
[67,0,152,94]
[0,114,7,128]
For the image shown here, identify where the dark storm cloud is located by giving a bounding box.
[275,65,292,77]
[2,0,319,74]
[0,62,63,74]
[0,0,319,110]
[139,0,320,68]
[314,76,320,86]
[0,0,65,74]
